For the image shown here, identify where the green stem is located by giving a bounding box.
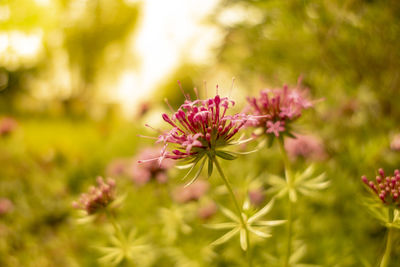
[380,207,394,267]
[214,157,252,267]
[105,209,125,243]
[277,138,293,267]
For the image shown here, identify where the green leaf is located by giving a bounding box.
[184,157,206,187]
[267,135,275,147]
[210,228,240,246]
[247,226,272,238]
[219,205,240,222]
[208,157,213,177]
[240,228,247,251]
[204,222,237,230]
[248,198,275,223]
[215,150,237,160]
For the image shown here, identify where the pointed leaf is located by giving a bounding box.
[180,158,201,181]
[254,220,286,227]
[204,222,237,230]
[240,228,248,251]
[208,157,213,177]
[289,244,307,264]
[216,150,237,160]
[184,157,206,187]
[296,165,315,182]
[220,205,240,222]
[176,163,195,170]
[248,198,275,224]
[289,189,298,202]
[210,228,240,246]
[248,226,272,238]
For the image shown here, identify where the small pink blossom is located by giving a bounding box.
[285,134,327,161]
[73,177,116,214]
[198,201,217,220]
[390,134,400,151]
[172,180,210,203]
[0,198,13,215]
[246,80,314,138]
[266,121,285,137]
[106,158,129,177]
[0,117,17,137]
[362,168,400,206]
[249,188,265,206]
[131,148,174,185]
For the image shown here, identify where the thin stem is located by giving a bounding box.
[380,207,394,267]
[105,209,125,242]
[213,157,252,267]
[277,137,294,267]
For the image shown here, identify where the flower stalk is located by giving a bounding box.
[106,209,122,235]
[214,157,252,267]
[277,137,294,267]
[380,207,394,267]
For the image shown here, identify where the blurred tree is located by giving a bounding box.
[0,0,140,116]
[213,0,400,119]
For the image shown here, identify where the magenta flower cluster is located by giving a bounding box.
[246,84,313,137]
[73,177,116,214]
[362,168,400,206]
[152,94,253,164]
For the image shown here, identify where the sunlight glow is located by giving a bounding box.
[115,0,222,116]
[0,30,43,70]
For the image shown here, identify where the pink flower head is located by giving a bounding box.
[0,198,13,216]
[362,168,400,207]
[246,80,314,139]
[390,134,400,151]
[249,188,265,206]
[198,201,218,220]
[131,148,174,185]
[172,180,210,203]
[106,158,129,177]
[285,134,327,161]
[72,177,116,214]
[140,83,255,180]
[0,117,17,137]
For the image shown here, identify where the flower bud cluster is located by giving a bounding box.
[73,177,116,214]
[362,168,400,206]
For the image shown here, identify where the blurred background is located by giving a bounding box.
[1,0,400,266]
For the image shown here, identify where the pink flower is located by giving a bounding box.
[390,134,400,151]
[106,158,129,177]
[249,188,265,206]
[0,117,17,137]
[362,168,400,206]
[0,198,13,215]
[172,180,210,203]
[73,177,116,214]
[131,148,174,185]
[266,121,285,137]
[246,80,314,138]
[140,84,255,179]
[285,134,327,161]
[198,201,217,220]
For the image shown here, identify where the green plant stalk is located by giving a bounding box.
[105,209,126,244]
[277,137,294,267]
[214,157,252,267]
[380,207,394,267]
